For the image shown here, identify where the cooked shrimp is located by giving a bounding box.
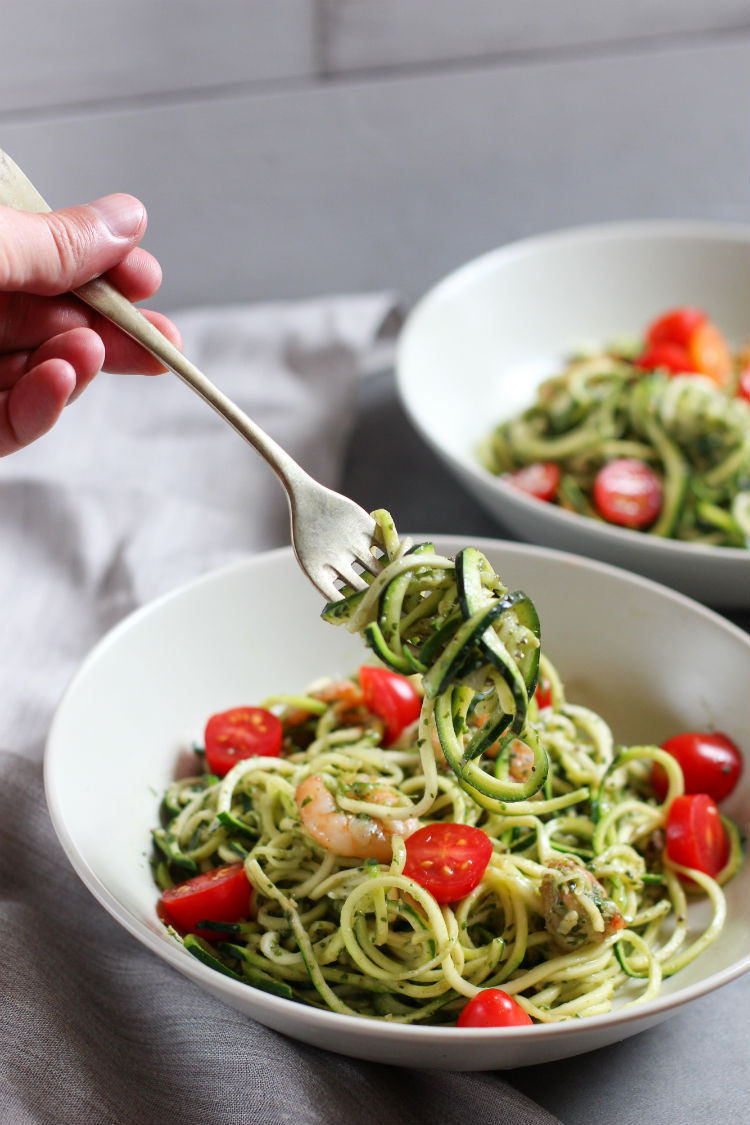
[540,855,625,951]
[316,679,383,731]
[284,680,369,728]
[508,738,536,782]
[296,775,420,862]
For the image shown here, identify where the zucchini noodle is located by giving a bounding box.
[479,339,750,547]
[152,514,743,1024]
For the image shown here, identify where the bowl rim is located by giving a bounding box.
[395,219,750,567]
[403,219,750,312]
[44,537,750,1047]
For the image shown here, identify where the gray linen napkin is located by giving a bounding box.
[0,294,561,1125]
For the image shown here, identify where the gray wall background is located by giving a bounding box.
[3,1,748,313]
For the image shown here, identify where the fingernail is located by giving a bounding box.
[89,194,145,240]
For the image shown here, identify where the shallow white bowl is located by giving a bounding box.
[45,538,749,1070]
[396,221,750,606]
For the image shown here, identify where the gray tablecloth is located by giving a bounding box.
[1,295,747,1125]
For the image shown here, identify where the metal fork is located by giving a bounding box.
[0,149,382,602]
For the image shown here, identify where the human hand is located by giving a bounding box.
[0,194,182,455]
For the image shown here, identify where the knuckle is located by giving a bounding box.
[44,210,100,285]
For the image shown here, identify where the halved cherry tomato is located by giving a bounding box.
[503,462,561,503]
[636,341,697,375]
[665,794,729,878]
[640,307,732,386]
[645,307,707,349]
[651,731,743,803]
[592,458,663,528]
[204,706,282,777]
[403,823,493,903]
[160,862,254,940]
[359,665,421,747]
[736,365,750,401]
[688,320,733,387]
[457,988,533,1028]
[534,673,553,710]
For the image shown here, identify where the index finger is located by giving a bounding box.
[98,308,183,375]
[0,292,182,374]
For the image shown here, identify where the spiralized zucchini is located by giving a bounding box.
[152,515,742,1024]
[479,344,750,547]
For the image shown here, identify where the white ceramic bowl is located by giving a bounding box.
[396,222,750,607]
[44,538,749,1070]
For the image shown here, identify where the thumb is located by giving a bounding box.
[0,194,148,295]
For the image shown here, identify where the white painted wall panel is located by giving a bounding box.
[1,1,316,113]
[2,42,747,311]
[322,0,750,72]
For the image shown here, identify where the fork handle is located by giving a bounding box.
[0,148,305,494]
[75,274,305,492]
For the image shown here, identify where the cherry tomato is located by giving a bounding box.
[665,794,729,878]
[636,342,697,375]
[403,823,493,903]
[688,320,733,387]
[645,307,707,349]
[160,862,254,940]
[641,307,732,386]
[534,673,553,710]
[736,365,750,402]
[457,989,533,1028]
[359,665,421,746]
[592,458,663,529]
[204,706,283,778]
[651,731,743,802]
[503,462,561,502]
